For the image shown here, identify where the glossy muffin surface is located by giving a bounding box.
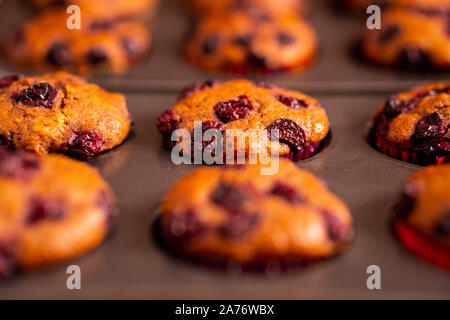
[0,72,131,159]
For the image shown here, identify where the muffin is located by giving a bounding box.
[3,8,151,75]
[0,72,131,159]
[156,80,329,163]
[0,147,117,277]
[357,7,450,71]
[393,164,450,271]
[371,82,449,165]
[155,159,354,272]
[184,9,317,74]
[28,0,158,19]
[184,0,307,16]
[334,0,449,13]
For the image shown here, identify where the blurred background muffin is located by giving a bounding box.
[356,7,449,72]
[183,0,308,16]
[3,8,151,75]
[184,9,317,74]
[28,0,159,19]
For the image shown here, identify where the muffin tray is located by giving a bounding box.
[1,93,449,299]
[0,0,449,299]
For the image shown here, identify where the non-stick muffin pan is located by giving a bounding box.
[0,0,449,300]
[0,0,448,93]
[0,93,449,299]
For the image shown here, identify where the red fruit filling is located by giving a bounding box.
[0,75,22,89]
[214,95,253,123]
[277,32,296,45]
[156,110,178,134]
[46,42,74,67]
[217,213,260,239]
[398,46,431,71]
[211,183,247,214]
[178,81,217,101]
[379,25,400,43]
[0,148,40,180]
[62,131,103,159]
[270,183,304,204]
[167,210,206,241]
[26,198,64,225]
[14,83,57,108]
[86,48,108,65]
[267,118,306,152]
[275,94,308,109]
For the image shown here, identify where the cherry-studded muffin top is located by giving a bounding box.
[157,80,329,158]
[184,0,306,16]
[184,9,317,74]
[360,8,450,71]
[373,82,449,156]
[3,8,151,75]
[0,148,116,276]
[158,159,354,267]
[394,164,450,248]
[0,72,130,158]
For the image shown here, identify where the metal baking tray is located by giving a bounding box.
[0,0,449,300]
[0,0,448,94]
[0,92,449,299]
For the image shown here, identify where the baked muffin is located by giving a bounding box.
[393,164,450,271]
[184,0,307,16]
[357,8,450,71]
[28,0,158,19]
[334,0,449,13]
[0,72,131,159]
[184,9,317,74]
[156,80,329,163]
[371,82,449,165]
[0,147,117,277]
[3,9,151,75]
[155,159,354,272]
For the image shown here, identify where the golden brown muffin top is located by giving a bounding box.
[184,10,317,74]
[3,9,151,75]
[360,8,450,71]
[0,148,116,273]
[157,80,329,158]
[184,0,306,16]
[159,159,353,265]
[0,72,130,158]
[28,0,158,19]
